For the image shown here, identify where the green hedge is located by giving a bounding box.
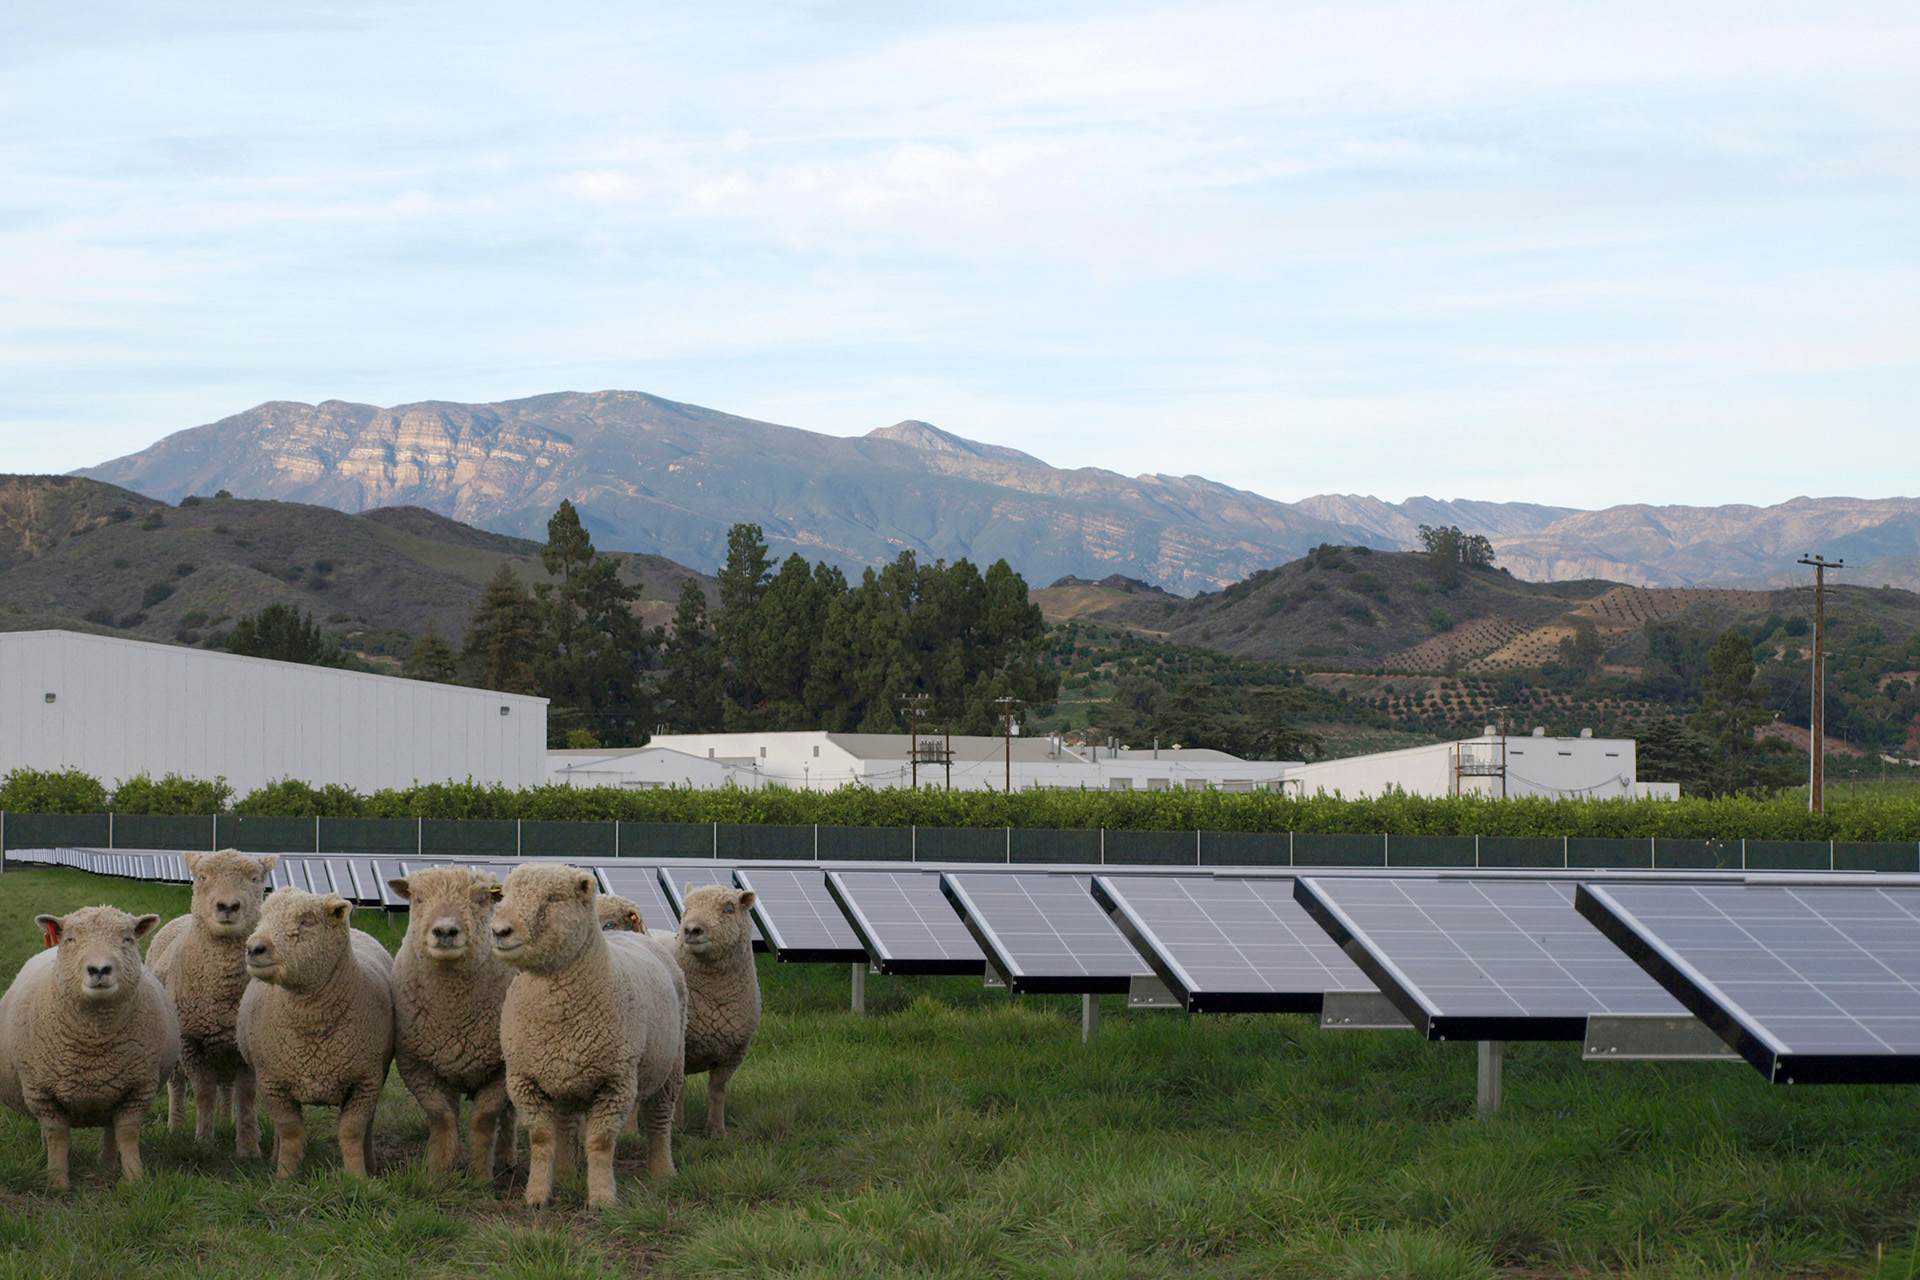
[4,766,1919,840]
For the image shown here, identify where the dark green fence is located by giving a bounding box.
[3,812,1917,871]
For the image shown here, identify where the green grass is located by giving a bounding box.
[4,868,1920,1277]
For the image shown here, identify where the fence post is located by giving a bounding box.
[1099,828,1105,865]
[712,822,718,858]
[416,817,422,857]
[1474,834,1480,868]
[1196,830,1201,866]
[814,824,819,860]
[517,819,522,858]
[1563,835,1569,869]
[911,826,917,862]
[109,811,114,850]
[315,815,321,854]
[1006,827,1012,863]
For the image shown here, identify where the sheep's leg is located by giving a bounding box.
[494,1102,518,1175]
[523,1109,558,1208]
[337,1080,381,1178]
[673,1088,685,1126]
[98,1125,119,1171]
[264,1094,306,1180]
[113,1109,146,1181]
[583,1092,635,1209]
[402,1060,461,1172]
[186,1058,220,1144]
[233,1065,261,1159]
[643,1076,678,1182]
[166,1069,188,1132]
[553,1114,577,1179]
[216,1084,234,1127]
[38,1116,72,1191]
[469,1079,510,1181]
[705,1060,740,1139]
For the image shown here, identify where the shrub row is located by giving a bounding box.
[4,766,1919,841]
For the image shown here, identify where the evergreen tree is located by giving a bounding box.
[532,517,655,747]
[401,620,459,683]
[715,523,774,710]
[225,604,348,667]
[1249,687,1326,761]
[540,499,595,582]
[461,564,544,694]
[660,579,723,730]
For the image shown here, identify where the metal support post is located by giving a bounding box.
[851,963,866,1016]
[1477,1040,1503,1116]
[1081,993,1101,1042]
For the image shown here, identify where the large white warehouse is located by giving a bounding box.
[1280,728,1677,801]
[0,630,548,794]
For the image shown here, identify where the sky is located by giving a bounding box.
[2,0,1916,509]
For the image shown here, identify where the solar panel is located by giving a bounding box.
[941,872,1145,994]
[1578,882,1920,1084]
[1294,876,1691,1041]
[657,867,768,952]
[733,867,868,963]
[371,859,411,909]
[595,865,678,936]
[1090,875,1375,1013]
[825,870,985,975]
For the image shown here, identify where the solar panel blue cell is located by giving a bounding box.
[940,872,1145,994]
[825,870,983,975]
[732,868,867,963]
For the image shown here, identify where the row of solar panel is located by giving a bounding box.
[18,846,1920,1085]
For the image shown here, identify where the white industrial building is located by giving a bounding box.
[0,630,548,794]
[547,730,1300,793]
[1279,728,1678,802]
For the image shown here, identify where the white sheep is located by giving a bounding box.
[596,894,645,933]
[388,866,515,1178]
[144,848,278,1156]
[0,906,179,1189]
[490,863,686,1208]
[673,884,761,1138]
[236,889,396,1179]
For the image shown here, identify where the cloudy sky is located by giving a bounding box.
[3,0,1915,509]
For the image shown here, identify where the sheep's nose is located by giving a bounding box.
[86,962,114,981]
[682,924,705,942]
[215,899,242,916]
[431,923,462,944]
[246,941,271,963]
[491,923,515,942]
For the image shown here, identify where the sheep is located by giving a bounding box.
[144,848,278,1155]
[597,894,645,933]
[0,906,179,1189]
[490,863,685,1208]
[236,889,396,1179]
[672,884,761,1139]
[388,866,515,1179]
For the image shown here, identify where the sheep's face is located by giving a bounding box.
[678,886,755,957]
[184,848,278,938]
[490,864,597,973]
[597,894,644,933]
[245,889,352,988]
[37,905,160,1003]
[391,866,500,962]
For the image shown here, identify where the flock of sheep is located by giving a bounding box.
[0,849,763,1208]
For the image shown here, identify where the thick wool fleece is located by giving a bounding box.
[145,848,278,1154]
[0,906,178,1189]
[674,884,761,1138]
[491,863,686,1209]
[596,894,645,933]
[389,866,515,1178]
[236,890,395,1179]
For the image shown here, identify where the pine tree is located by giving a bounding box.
[402,620,459,683]
[225,604,348,667]
[461,564,543,694]
[532,515,655,747]
[660,579,723,730]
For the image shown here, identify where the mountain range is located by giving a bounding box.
[80,391,1920,595]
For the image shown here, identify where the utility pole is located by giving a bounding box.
[899,693,930,789]
[1797,555,1843,813]
[994,695,1017,794]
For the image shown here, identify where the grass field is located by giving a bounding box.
[4,867,1920,1278]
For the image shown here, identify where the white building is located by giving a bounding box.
[0,630,548,794]
[1279,728,1677,801]
[548,730,1300,793]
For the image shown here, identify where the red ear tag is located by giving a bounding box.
[41,921,59,949]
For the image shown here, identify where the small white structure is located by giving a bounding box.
[0,630,547,794]
[549,731,1299,793]
[1280,727,1674,801]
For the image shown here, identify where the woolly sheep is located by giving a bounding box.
[145,848,278,1155]
[388,866,515,1178]
[596,894,645,933]
[236,889,396,1179]
[0,906,179,1189]
[673,884,761,1139]
[490,863,686,1208]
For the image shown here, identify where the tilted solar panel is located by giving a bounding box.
[1090,875,1375,1013]
[733,867,868,963]
[1294,876,1689,1041]
[941,872,1144,994]
[594,866,678,937]
[657,867,769,952]
[1578,882,1920,1084]
[825,870,984,975]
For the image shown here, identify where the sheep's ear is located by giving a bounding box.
[684,882,694,897]
[737,891,756,911]
[323,895,352,923]
[183,851,203,875]
[575,873,596,902]
[257,854,281,875]
[487,883,504,902]
[36,915,62,948]
[469,877,499,908]
[387,877,412,902]
[626,910,643,931]
[132,914,161,940]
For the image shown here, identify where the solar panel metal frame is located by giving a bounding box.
[1294,875,1690,1042]
[1577,882,1920,1084]
[940,872,1140,995]
[1090,874,1375,1014]
[824,870,985,975]
[732,867,868,964]
[657,867,769,952]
